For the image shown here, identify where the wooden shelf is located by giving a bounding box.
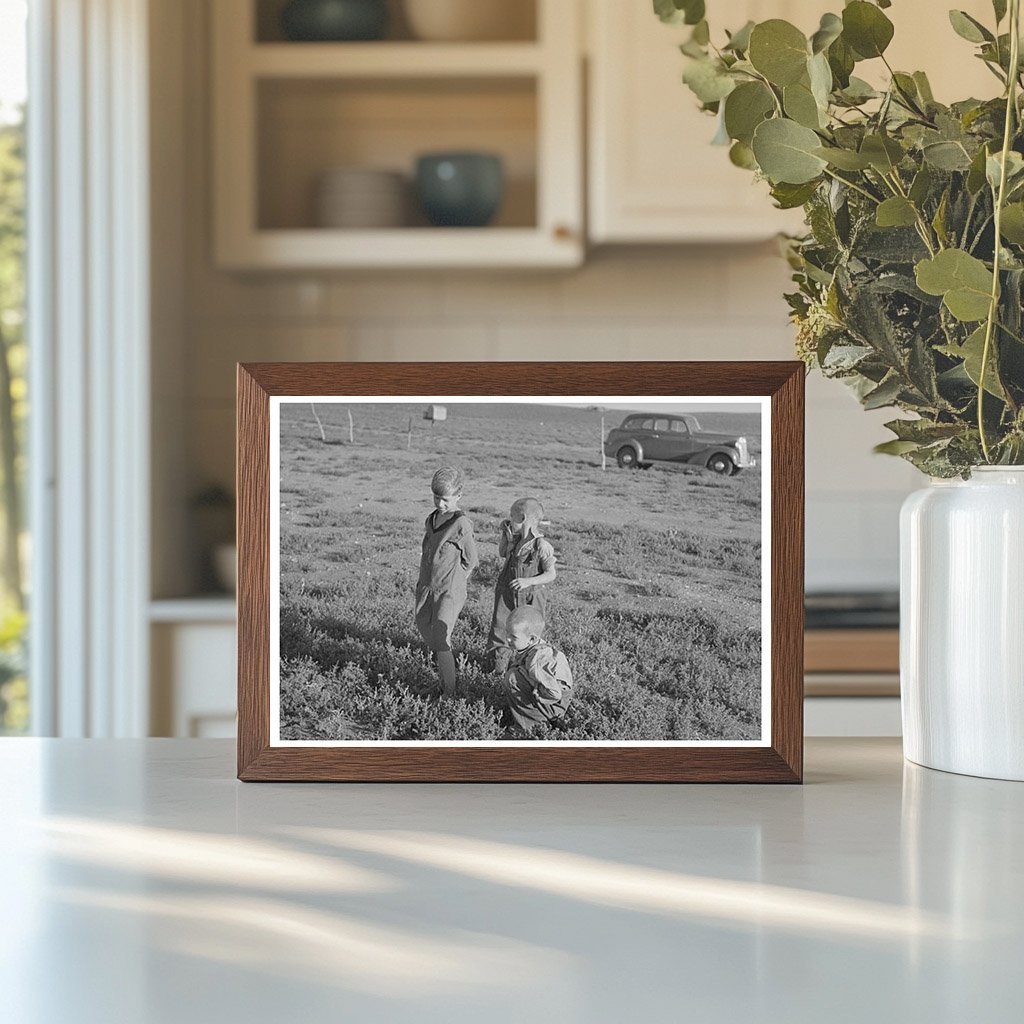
[249,42,544,78]
[217,226,580,270]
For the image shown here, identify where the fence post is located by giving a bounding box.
[601,414,607,471]
[311,403,325,443]
[348,409,354,444]
[407,416,413,450]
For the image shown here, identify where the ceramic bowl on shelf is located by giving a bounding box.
[414,152,504,227]
[315,167,408,229]
[403,0,535,42]
[280,0,389,42]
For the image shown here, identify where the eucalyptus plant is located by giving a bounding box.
[657,0,1024,476]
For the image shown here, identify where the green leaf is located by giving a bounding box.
[723,81,775,144]
[827,36,855,88]
[932,190,950,246]
[808,51,833,108]
[724,20,755,53]
[860,133,904,173]
[913,71,935,104]
[842,1,895,59]
[915,249,994,321]
[810,12,843,54]
[682,57,736,104]
[770,180,820,209]
[784,80,825,129]
[691,19,710,45]
[814,146,872,170]
[653,0,705,26]
[884,418,963,443]
[993,0,1008,24]
[948,10,994,44]
[1000,203,1024,244]
[862,374,903,409]
[876,197,918,228]
[729,140,757,169]
[939,325,1006,397]
[748,20,809,86]
[892,72,923,110]
[909,164,933,205]
[967,144,991,194]
[837,76,879,104]
[875,439,922,455]
[751,118,828,184]
[986,150,1024,191]
[922,140,972,171]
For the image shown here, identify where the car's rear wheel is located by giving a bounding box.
[707,453,736,475]
[616,446,640,469]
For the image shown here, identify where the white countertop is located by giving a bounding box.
[1,738,1021,1023]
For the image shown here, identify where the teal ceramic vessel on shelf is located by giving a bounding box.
[280,0,388,41]
[415,152,505,227]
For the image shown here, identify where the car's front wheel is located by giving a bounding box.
[616,446,640,469]
[707,453,736,475]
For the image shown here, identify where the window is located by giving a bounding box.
[653,418,669,432]
[638,418,654,430]
[0,0,27,734]
[670,419,689,434]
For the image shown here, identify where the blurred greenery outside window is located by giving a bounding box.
[0,0,28,734]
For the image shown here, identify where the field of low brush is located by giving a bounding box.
[277,401,764,742]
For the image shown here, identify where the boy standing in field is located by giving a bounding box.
[415,466,479,696]
[503,605,573,732]
[488,497,557,674]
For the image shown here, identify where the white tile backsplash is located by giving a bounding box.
[182,262,915,593]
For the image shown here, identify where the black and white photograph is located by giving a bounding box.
[270,396,771,745]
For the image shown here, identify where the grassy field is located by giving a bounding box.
[278,401,764,742]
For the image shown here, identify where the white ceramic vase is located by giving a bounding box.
[900,467,1024,781]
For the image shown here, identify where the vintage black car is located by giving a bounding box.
[603,413,754,474]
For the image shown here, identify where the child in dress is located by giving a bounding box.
[487,497,557,674]
[415,466,478,697]
[503,605,573,731]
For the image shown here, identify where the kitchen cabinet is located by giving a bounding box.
[211,0,583,269]
[150,600,237,738]
[586,0,998,244]
[587,0,811,243]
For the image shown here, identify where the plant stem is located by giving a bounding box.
[884,170,939,254]
[822,167,880,205]
[979,0,1021,462]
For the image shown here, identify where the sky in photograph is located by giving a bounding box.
[551,401,763,415]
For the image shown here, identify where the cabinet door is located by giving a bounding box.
[588,0,998,244]
[587,0,811,243]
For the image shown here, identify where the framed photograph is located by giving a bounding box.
[237,362,803,782]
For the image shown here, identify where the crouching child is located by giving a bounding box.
[503,605,573,732]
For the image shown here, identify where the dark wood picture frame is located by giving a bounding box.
[237,362,804,782]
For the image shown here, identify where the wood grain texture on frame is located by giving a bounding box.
[237,362,804,783]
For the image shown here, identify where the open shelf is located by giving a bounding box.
[257,76,538,232]
[249,41,544,77]
[212,0,582,268]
